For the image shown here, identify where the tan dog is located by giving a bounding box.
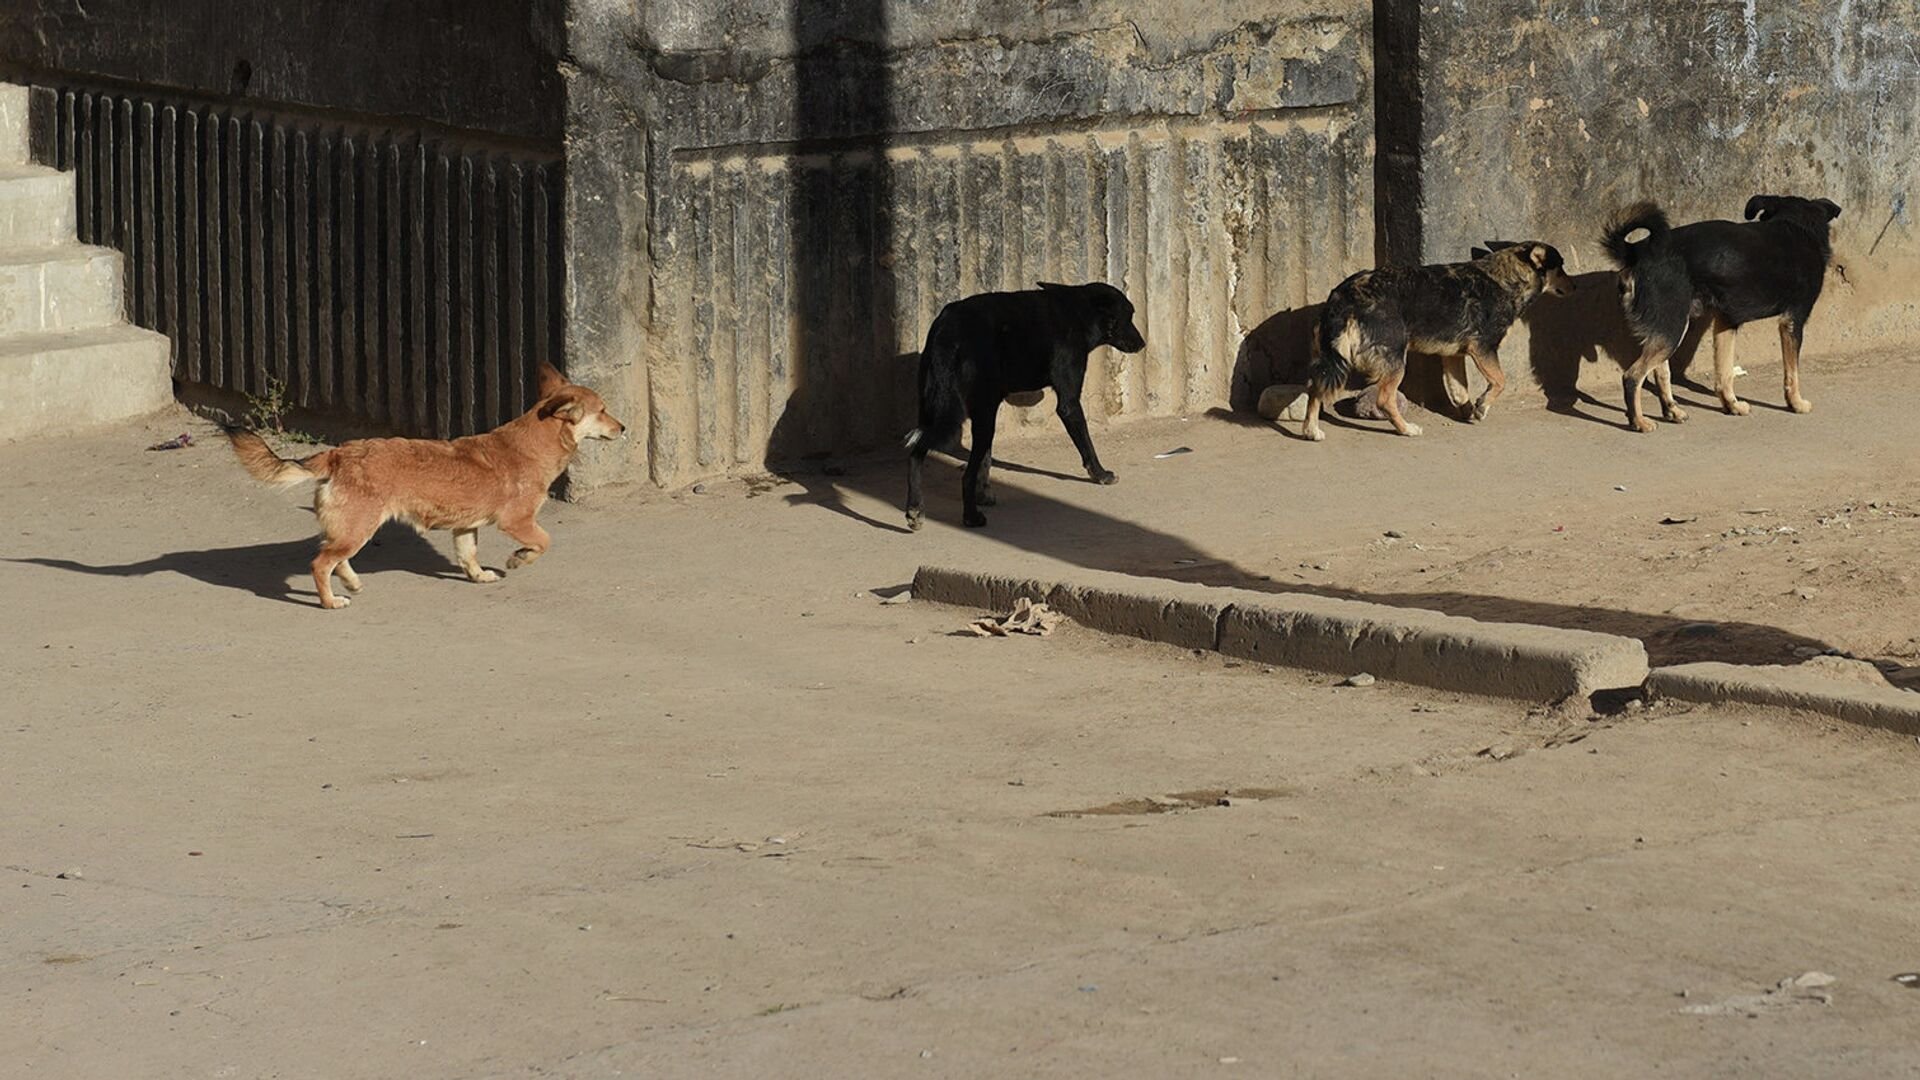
[228,362,625,608]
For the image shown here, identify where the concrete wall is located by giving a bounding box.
[1384,0,1920,403]
[0,0,565,141]
[564,0,1376,489]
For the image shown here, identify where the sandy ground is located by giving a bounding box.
[7,348,1920,1078]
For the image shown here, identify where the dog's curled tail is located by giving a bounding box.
[227,429,332,486]
[1600,201,1671,269]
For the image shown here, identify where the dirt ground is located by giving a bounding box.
[7,348,1920,1078]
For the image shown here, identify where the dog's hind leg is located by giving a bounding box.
[906,443,929,531]
[310,496,378,609]
[1441,354,1473,419]
[1652,358,1688,423]
[311,528,377,610]
[1780,315,1812,413]
[1619,344,1672,433]
[961,407,996,528]
[1711,314,1749,416]
[975,453,996,506]
[453,528,500,583]
[501,516,553,570]
[1465,346,1507,423]
[1375,352,1421,437]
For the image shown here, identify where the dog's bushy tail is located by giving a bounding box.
[227,429,331,486]
[1601,201,1671,269]
[1308,301,1356,399]
[903,314,967,454]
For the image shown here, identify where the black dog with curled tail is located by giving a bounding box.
[1602,195,1840,433]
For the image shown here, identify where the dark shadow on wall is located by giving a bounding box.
[766,0,905,487]
[1519,271,1640,409]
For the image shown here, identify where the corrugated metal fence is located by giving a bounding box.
[35,84,563,437]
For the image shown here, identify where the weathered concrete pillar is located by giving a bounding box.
[562,1,1375,489]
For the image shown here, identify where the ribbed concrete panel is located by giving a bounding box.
[643,114,1367,485]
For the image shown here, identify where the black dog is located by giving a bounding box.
[904,282,1146,529]
[1302,242,1575,442]
[1601,195,1840,432]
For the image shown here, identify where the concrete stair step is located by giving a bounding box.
[0,84,25,166]
[0,164,79,247]
[0,324,176,440]
[0,243,128,336]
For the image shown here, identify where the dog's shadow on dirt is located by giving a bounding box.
[8,520,458,607]
[771,429,1836,669]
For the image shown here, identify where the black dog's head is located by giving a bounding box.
[1039,281,1147,354]
[1744,194,1842,231]
[1471,241,1576,298]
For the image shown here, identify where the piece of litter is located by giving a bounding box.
[1154,446,1194,459]
[1893,973,1920,989]
[966,597,1063,638]
[1384,529,1405,539]
[1614,485,1628,492]
[146,433,193,451]
[1732,365,1748,377]
[1659,515,1697,525]
[920,1050,935,1059]
[1078,984,1098,992]
[1340,672,1377,688]
[1220,1058,1242,1065]
[1552,524,1565,533]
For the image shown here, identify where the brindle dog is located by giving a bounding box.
[1301,243,1576,442]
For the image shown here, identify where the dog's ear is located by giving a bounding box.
[1482,240,1518,252]
[1744,195,1778,221]
[1527,244,1553,269]
[540,396,585,422]
[1816,197,1842,220]
[1470,246,1492,260]
[535,361,568,399]
[1036,281,1074,293]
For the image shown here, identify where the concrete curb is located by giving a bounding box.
[912,563,1649,702]
[1647,662,1920,736]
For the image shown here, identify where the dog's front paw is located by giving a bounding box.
[1665,404,1690,424]
[906,508,924,532]
[1091,469,1118,486]
[963,509,988,528]
[1399,423,1423,437]
[1304,425,1326,443]
[1630,415,1657,433]
[1724,398,1751,416]
[320,595,351,610]
[1469,400,1491,423]
[472,569,500,583]
[1788,396,1813,414]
